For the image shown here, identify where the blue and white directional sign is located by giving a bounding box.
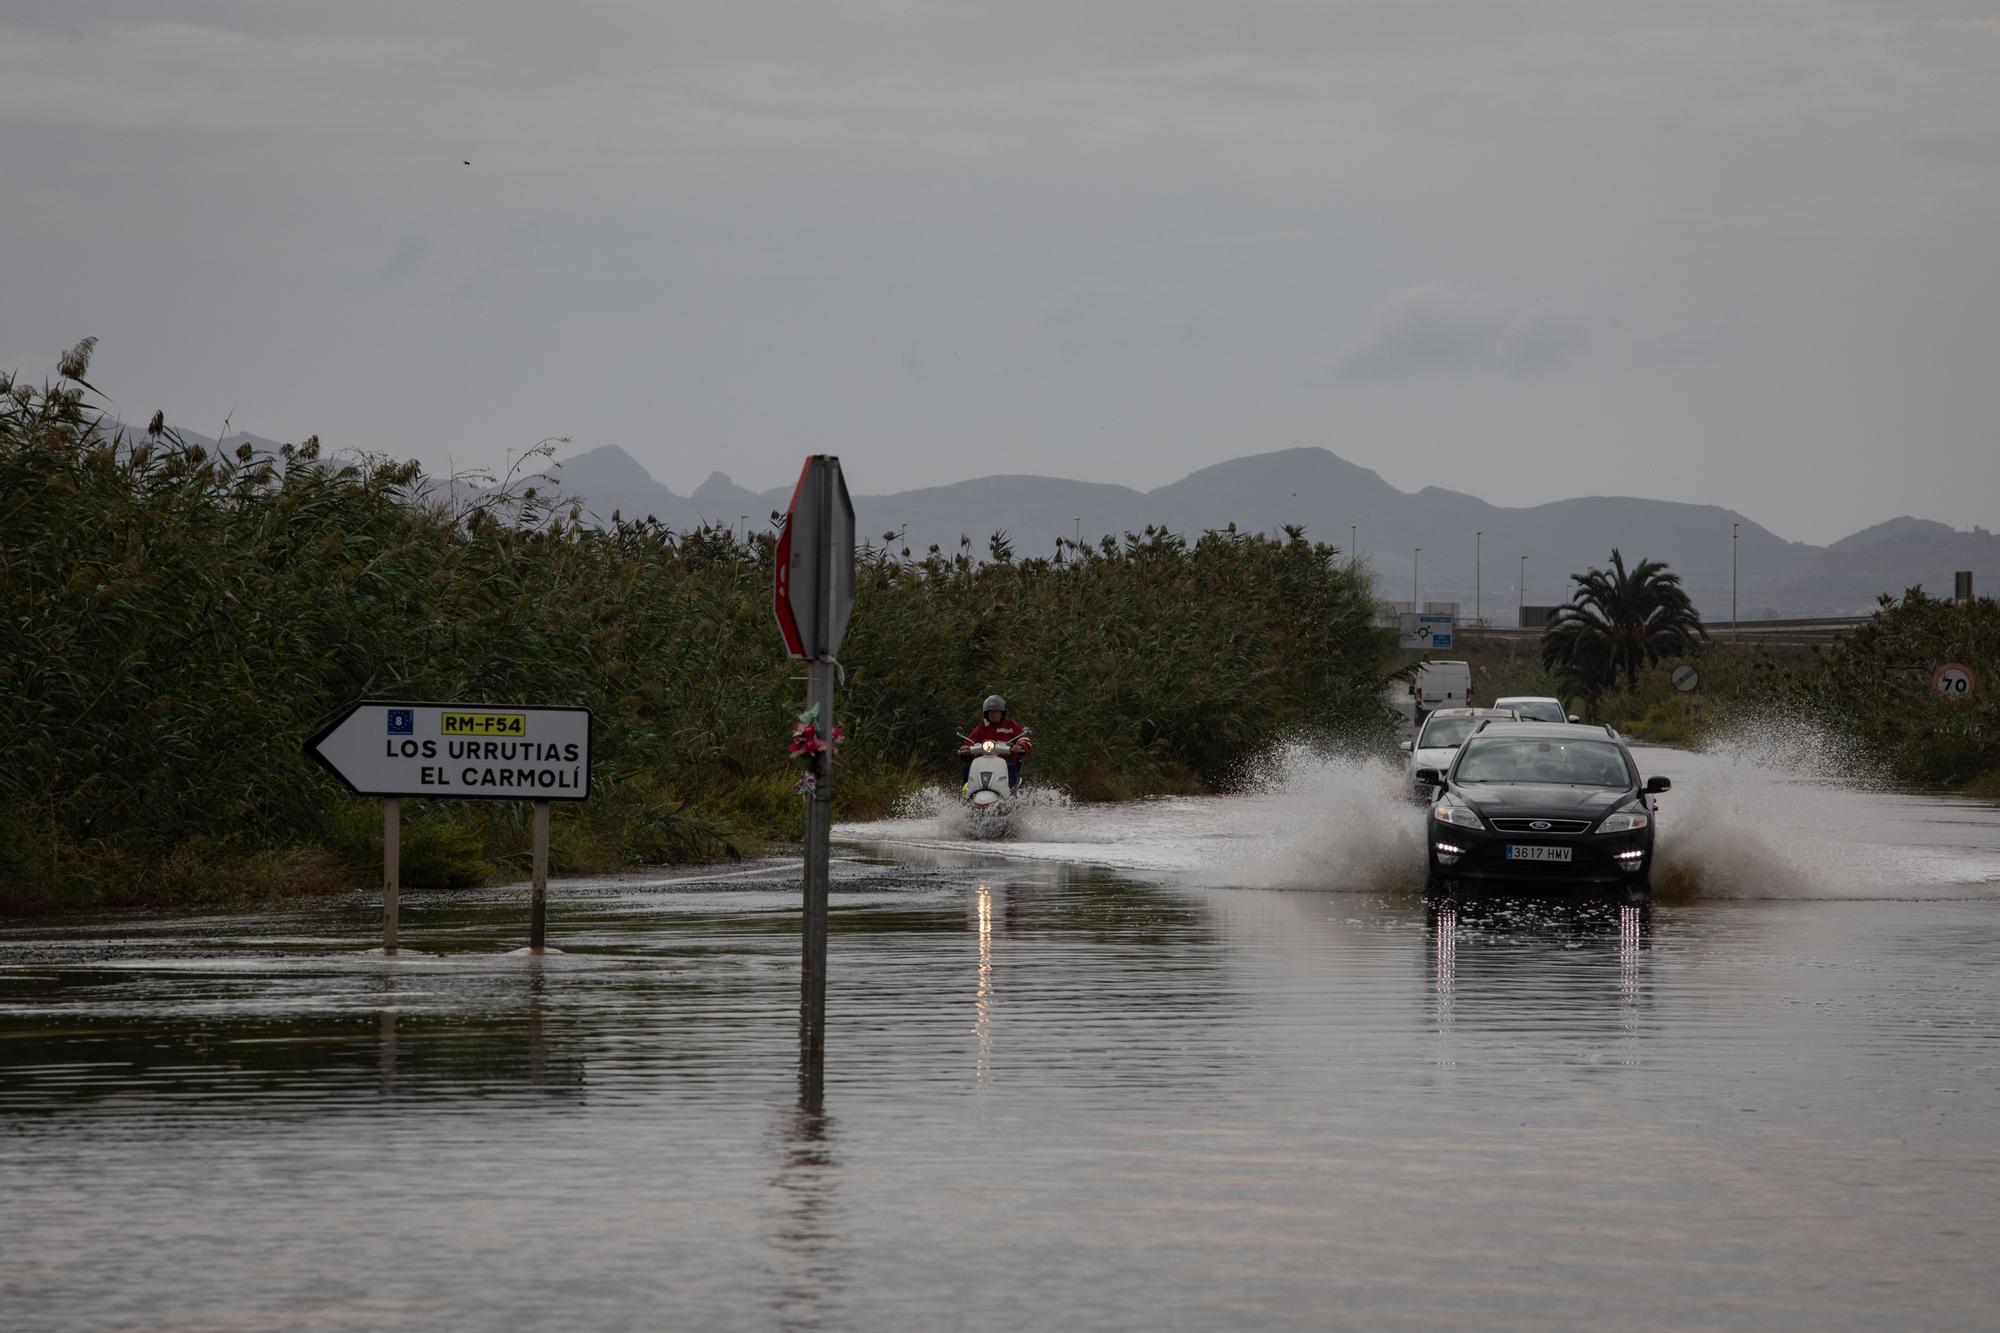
[1400,613,1455,650]
[306,700,592,801]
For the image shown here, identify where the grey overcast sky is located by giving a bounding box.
[4,1,1998,543]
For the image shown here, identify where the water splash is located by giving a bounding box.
[839,743,1425,888]
[849,780,1084,846]
[838,723,2000,899]
[1647,715,1996,899]
[1210,742,1427,891]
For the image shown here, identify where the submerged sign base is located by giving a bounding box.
[305,700,591,955]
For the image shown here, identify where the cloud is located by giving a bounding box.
[1898,130,2000,167]
[1042,287,1130,362]
[1335,284,1587,380]
[0,350,52,379]
[1495,317,1588,376]
[378,235,433,282]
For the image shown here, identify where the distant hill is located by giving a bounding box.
[1825,516,1959,553]
[100,419,292,458]
[1776,524,1998,614]
[220,435,1985,623]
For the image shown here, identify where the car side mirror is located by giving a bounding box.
[1414,768,1442,787]
[1398,740,1412,752]
[1567,713,1581,723]
[1644,776,1671,794]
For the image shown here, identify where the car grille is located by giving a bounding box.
[1489,817,1591,834]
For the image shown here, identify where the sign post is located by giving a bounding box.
[305,701,592,953]
[775,456,856,1086]
[1670,664,1702,722]
[383,798,401,954]
[531,800,551,951]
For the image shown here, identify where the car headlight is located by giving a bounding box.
[1596,811,1649,833]
[1433,802,1484,830]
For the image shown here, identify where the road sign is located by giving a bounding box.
[772,455,860,1095]
[305,700,592,800]
[1400,612,1455,651]
[1671,664,1701,693]
[774,455,855,661]
[1932,662,1975,700]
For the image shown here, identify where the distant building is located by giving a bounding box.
[1518,604,1562,630]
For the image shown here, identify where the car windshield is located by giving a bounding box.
[1417,715,1486,749]
[1501,700,1567,723]
[1455,737,1632,787]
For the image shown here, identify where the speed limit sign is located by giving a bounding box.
[1932,662,1976,700]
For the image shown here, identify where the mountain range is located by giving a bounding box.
[136,420,1993,622]
[508,445,1995,621]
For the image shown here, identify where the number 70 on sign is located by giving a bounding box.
[1932,663,1975,699]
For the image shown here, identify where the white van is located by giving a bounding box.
[1492,694,1579,725]
[1412,660,1472,716]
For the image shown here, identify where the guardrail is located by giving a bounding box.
[1464,615,1869,644]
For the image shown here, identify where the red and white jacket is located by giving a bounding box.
[967,716,1032,756]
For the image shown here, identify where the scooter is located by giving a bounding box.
[956,732,1029,839]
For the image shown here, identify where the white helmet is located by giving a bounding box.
[983,694,1006,714]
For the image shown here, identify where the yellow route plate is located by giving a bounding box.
[440,712,527,737]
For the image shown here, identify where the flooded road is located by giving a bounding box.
[4,744,1999,1330]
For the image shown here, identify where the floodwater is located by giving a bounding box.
[4,741,1999,1331]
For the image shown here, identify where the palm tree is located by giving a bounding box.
[1541,550,1706,703]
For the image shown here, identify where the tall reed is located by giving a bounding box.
[1,344,1391,911]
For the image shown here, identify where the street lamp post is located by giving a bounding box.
[1519,555,1528,626]
[1475,530,1483,628]
[1732,522,1740,641]
[1413,547,1422,609]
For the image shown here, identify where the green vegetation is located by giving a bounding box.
[1786,588,1999,788]
[1480,640,1776,748]
[1463,573,1995,792]
[1,344,1391,914]
[1540,549,1705,707]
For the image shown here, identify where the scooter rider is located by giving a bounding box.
[963,694,1032,793]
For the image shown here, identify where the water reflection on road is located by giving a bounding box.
[3,776,1999,1329]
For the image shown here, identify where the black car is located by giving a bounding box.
[1413,722,1670,889]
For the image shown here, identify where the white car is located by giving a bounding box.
[1401,707,1519,799]
[1492,695,1578,725]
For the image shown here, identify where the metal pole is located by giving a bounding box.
[530,799,550,951]
[802,457,837,1073]
[1964,573,1975,676]
[1519,555,1527,626]
[1732,522,1739,641]
[1413,547,1421,608]
[382,798,400,955]
[804,658,833,1065]
[1475,531,1482,628]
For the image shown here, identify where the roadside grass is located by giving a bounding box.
[1961,769,2000,801]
